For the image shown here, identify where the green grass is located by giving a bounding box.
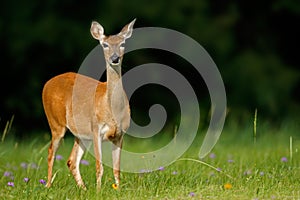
[0,121,300,200]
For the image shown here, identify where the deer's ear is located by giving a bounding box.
[119,18,136,39]
[90,21,105,40]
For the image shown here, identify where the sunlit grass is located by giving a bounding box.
[0,120,299,199]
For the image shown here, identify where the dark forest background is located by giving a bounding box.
[0,0,299,137]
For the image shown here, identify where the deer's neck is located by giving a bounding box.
[106,64,128,130]
[106,64,124,102]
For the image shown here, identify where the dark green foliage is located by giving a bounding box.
[0,0,299,134]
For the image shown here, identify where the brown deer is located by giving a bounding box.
[42,19,135,190]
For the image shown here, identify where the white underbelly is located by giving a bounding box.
[72,133,94,140]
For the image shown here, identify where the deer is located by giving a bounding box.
[42,19,135,190]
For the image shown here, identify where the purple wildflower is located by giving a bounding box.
[172,171,178,175]
[20,162,28,169]
[209,171,215,177]
[271,195,276,199]
[209,153,216,159]
[7,182,14,187]
[259,172,264,176]
[281,157,288,162]
[4,171,12,177]
[216,167,222,172]
[55,155,63,161]
[158,166,164,171]
[140,169,152,173]
[227,159,234,163]
[39,179,46,185]
[24,177,30,183]
[30,163,38,169]
[80,160,89,165]
[189,192,195,197]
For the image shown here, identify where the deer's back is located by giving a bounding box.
[42,72,107,136]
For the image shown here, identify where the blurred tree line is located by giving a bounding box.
[0,0,299,136]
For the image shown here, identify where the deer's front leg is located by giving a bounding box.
[94,124,116,190]
[112,135,123,187]
[93,132,103,191]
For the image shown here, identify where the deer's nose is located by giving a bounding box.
[110,54,120,64]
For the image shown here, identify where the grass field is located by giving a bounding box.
[0,120,299,200]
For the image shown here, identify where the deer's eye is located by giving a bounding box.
[102,42,109,48]
[120,43,125,48]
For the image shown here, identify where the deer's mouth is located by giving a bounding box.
[109,62,121,67]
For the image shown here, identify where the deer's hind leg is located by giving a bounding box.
[46,126,66,188]
[67,137,88,189]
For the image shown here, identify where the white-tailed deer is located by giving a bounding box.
[42,19,135,190]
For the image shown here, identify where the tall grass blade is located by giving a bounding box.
[177,158,234,179]
[253,109,257,144]
[1,115,14,143]
[39,141,51,155]
[290,136,293,161]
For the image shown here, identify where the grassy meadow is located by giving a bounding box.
[0,119,299,200]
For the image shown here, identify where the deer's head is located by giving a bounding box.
[90,19,136,67]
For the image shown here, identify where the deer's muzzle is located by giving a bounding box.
[110,54,120,65]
